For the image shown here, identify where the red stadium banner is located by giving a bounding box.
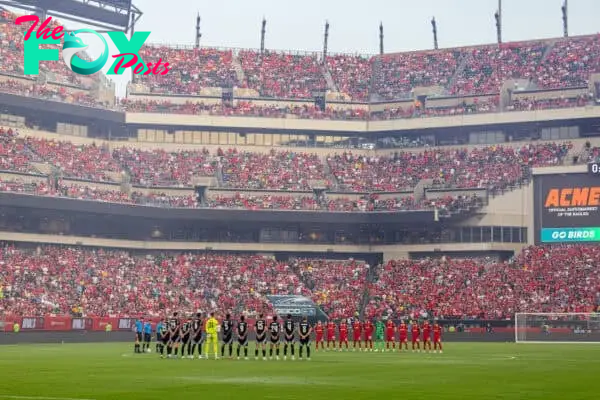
[43,316,70,331]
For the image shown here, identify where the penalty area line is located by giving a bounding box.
[0,396,96,400]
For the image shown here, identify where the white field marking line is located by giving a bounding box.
[0,396,96,400]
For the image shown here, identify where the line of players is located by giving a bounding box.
[314,319,443,353]
[135,314,443,359]
[140,312,314,360]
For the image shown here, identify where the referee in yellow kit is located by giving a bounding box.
[204,312,219,359]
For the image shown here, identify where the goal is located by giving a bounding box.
[515,313,600,343]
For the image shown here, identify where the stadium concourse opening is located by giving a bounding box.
[0,0,600,398]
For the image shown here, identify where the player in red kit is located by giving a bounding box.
[433,322,443,353]
[398,321,408,351]
[363,320,374,351]
[352,319,362,351]
[326,321,336,351]
[385,319,396,351]
[411,322,421,352]
[315,321,324,351]
[422,321,432,352]
[338,319,349,351]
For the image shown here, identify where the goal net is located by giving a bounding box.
[515,313,600,343]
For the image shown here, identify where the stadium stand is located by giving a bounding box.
[373,50,461,100]
[326,143,571,192]
[239,50,328,99]
[1,244,598,319]
[365,245,600,320]
[326,54,372,102]
[135,46,239,94]
[111,147,216,187]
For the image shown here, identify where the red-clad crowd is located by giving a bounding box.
[536,36,600,89]
[2,244,598,320]
[370,97,499,120]
[374,50,461,100]
[0,80,107,108]
[327,142,571,192]
[219,148,330,191]
[120,99,368,120]
[0,247,303,317]
[206,193,319,211]
[111,147,216,187]
[0,128,573,192]
[451,42,545,96]
[0,175,484,214]
[510,94,592,112]
[239,50,327,99]
[326,54,372,102]
[0,127,35,173]
[294,258,369,319]
[365,245,600,320]
[25,137,121,182]
[136,46,238,94]
[0,10,89,89]
[320,194,481,214]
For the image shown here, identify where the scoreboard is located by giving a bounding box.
[533,169,600,243]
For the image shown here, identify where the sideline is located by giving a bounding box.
[0,395,96,400]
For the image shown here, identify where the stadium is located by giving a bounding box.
[0,0,599,398]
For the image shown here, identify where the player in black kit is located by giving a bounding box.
[236,315,249,360]
[283,314,296,361]
[269,315,281,360]
[190,312,203,359]
[255,313,267,360]
[180,316,192,359]
[221,313,234,358]
[159,317,169,358]
[167,312,181,358]
[298,315,312,360]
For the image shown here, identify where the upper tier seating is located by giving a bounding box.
[239,50,327,99]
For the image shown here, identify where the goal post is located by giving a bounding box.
[515,313,600,344]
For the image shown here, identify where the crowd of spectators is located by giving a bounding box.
[0,176,201,208]
[370,97,499,121]
[239,50,327,99]
[0,10,98,89]
[0,127,35,173]
[219,148,329,191]
[121,99,369,120]
[451,42,545,96]
[326,54,372,102]
[25,138,121,182]
[112,147,216,187]
[0,128,575,192]
[294,258,369,319]
[510,94,592,112]
[535,36,600,89]
[373,50,461,100]
[320,194,481,214]
[365,245,600,320]
[136,46,239,94]
[0,247,304,317]
[3,244,596,319]
[0,80,106,108]
[206,193,319,211]
[327,142,570,192]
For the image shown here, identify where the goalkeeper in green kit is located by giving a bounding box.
[374,319,385,352]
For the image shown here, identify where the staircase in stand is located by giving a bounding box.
[323,67,338,92]
[231,52,246,85]
[446,53,470,93]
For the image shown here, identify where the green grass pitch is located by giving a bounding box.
[0,342,598,400]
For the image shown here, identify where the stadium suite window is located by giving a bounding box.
[540,126,579,140]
